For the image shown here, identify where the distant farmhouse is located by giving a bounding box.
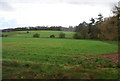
[2,29,13,32]
[0,29,12,37]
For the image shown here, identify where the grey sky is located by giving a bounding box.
[0,0,118,11]
[0,0,14,11]
[0,0,119,29]
[1,0,118,4]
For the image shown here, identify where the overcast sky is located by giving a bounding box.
[0,0,119,29]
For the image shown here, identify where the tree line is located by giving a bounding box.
[2,26,74,32]
[74,5,119,41]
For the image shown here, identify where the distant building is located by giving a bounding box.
[61,27,75,32]
[2,29,12,32]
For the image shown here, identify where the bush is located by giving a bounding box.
[27,31,29,33]
[59,33,65,38]
[73,33,81,39]
[50,35,55,38]
[73,32,90,39]
[0,34,8,37]
[33,33,40,38]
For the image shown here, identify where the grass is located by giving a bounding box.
[102,40,119,45]
[2,31,119,79]
[2,30,75,38]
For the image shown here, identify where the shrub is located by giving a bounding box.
[73,32,90,39]
[0,34,8,37]
[59,33,65,38]
[73,33,81,39]
[50,35,55,38]
[27,31,29,33]
[33,33,40,38]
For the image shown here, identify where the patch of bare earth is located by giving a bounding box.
[85,53,119,63]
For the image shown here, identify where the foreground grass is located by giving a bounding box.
[2,36,119,79]
[2,59,119,79]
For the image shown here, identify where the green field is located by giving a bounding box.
[2,30,75,38]
[2,31,119,79]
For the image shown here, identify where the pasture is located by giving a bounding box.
[2,31,75,38]
[2,31,119,79]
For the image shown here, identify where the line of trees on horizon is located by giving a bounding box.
[73,5,119,41]
[1,26,75,32]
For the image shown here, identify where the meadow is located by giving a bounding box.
[2,31,75,38]
[2,31,119,79]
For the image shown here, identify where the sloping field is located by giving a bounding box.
[2,31,119,79]
[2,31,75,38]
